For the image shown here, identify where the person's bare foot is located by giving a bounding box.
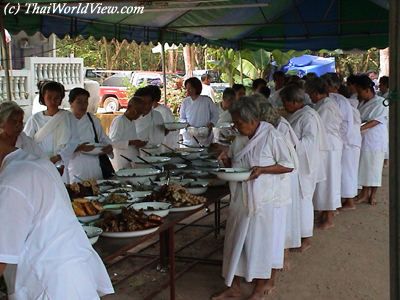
[369,198,377,206]
[246,287,275,300]
[290,238,311,253]
[211,287,241,300]
[340,199,356,211]
[317,220,335,230]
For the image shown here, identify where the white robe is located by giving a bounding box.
[288,105,327,237]
[358,95,388,186]
[313,97,343,211]
[23,110,80,183]
[68,113,112,182]
[330,93,361,198]
[154,104,179,150]
[15,132,46,159]
[277,117,302,249]
[222,122,294,285]
[200,84,215,101]
[135,109,166,147]
[0,149,114,299]
[109,114,139,171]
[179,95,219,146]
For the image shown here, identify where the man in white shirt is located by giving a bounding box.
[0,143,114,299]
[134,87,167,148]
[109,96,148,170]
[200,73,216,101]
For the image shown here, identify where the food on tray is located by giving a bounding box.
[143,184,206,207]
[72,199,103,217]
[103,193,129,204]
[97,180,122,188]
[66,179,99,198]
[97,208,163,232]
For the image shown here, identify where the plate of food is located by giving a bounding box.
[97,208,162,238]
[185,186,208,195]
[128,191,153,199]
[103,203,129,215]
[101,192,130,204]
[131,202,171,217]
[214,168,252,182]
[96,180,122,192]
[82,225,103,245]
[164,122,189,131]
[84,143,107,156]
[115,168,162,184]
[169,203,204,212]
[72,198,103,222]
[132,156,171,164]
[143,184,207,212]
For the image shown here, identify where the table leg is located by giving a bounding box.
[214,197,221,237]
[158,230,170,272]
[168,226,176,300]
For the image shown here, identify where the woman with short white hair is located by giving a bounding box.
[213,96,294,299]
[0,101,45,158]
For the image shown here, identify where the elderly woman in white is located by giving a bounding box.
[24,81,80,183]
[67,88,114,182]
[0,102,45,158]
[0,140,114,299]
[213,96,294,300]
[305,77,343,230]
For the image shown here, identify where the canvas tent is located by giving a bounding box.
[3,0,389,51]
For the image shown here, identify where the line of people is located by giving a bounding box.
[211,72,388,299]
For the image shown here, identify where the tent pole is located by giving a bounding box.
[160,33,168,105]
[389,0,400,299]
[0,14,12,102]
[239,51,243,85]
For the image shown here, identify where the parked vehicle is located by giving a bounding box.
[98,71,164,112]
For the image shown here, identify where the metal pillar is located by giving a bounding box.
[160,31,168,104]
[389,0,400,299]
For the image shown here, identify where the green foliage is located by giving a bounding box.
[271,49,308,68]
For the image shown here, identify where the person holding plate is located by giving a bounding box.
[67,88,114,182]
[214,96,294,300]
[24,81,80,183]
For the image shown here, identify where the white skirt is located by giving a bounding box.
[285,172,302,249]
[272,206,287,269]
[341,146,361,198]
[313,150,342,211]
[358,150,385,187]
[222,197,274,286]
[300,195,314,238]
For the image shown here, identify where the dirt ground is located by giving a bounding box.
[105,168,389,300]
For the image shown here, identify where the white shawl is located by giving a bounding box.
[33,110,72,156]
[230,122,294,215]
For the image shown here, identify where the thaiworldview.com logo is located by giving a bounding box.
[3,2,145,15]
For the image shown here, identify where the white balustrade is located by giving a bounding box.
[0,57,84,115]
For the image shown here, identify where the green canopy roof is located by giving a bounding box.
[3,0,389,50]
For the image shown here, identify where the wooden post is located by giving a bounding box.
[389,0,400,299]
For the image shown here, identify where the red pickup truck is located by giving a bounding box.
[98,71,163,112]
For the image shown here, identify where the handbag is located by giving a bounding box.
[87,113,115,179]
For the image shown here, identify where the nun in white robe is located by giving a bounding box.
[68,113,113,182]
[287,105,328,237]
[109,114,140,171]
[23,109,79,183]
[222,122,294,285]
[154,104,179,149]
[179,95,219,146]
[276,117,302,249]
[135,109,166,148]
[313,97,343,211]
[0,148,114,299]
[358,95,388,186]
